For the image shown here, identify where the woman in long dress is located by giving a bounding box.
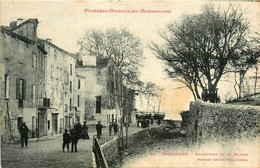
[82,121,89,139]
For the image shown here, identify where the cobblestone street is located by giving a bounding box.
[1,134,94,168]
[1,126,144,168]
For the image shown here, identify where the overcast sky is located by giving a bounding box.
[1,1,259,119]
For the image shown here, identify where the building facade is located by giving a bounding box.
[76,52,124,126]
[0,18,137,143]
[0,18,47,142]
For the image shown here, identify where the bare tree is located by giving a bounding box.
[150,4,250,102]
[231,45,259,98]
[78,28,144,88]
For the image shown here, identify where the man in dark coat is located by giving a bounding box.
[109,123,113,136]
[62,129,71,152]
[19,122,29,148]
[113,122,118,136]
[70,124,80,152]
[96,121,103,139]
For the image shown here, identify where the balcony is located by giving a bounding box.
[39,98,50,109]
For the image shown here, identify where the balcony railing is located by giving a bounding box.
[39,98,50,108]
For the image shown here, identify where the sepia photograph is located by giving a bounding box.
[0,0,259,168]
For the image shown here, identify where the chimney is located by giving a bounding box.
[17,18,24,26]
[9,21,17,29]
[46,38,52,42]
[79,47,83,61]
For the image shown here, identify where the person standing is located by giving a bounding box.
[76,122,82,139]
[82,121,89,139]
[157,119,161,125]
[109,123,113,136]
[19,122,29,148]
[96,121,103,139]
[62,129,71,152]
[113,122,118,136]
[70,124,80,152]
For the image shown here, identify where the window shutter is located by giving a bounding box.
[31,85,34,100]
[16,78,20,99]
[22,79,26,100]
[32,53,34,68]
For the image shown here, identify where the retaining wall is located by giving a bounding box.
[101,128,149,166]
[186,100,259,146]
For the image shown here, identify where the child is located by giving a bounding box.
[62,129,71,152]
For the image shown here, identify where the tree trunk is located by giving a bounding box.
[254,66,258,94]
[194,82,201,99]
[234,71,239,99]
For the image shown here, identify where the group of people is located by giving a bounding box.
[108,122,118,136]
[62,121,89,152]
[19,120,120,152]
[137,118,161,128]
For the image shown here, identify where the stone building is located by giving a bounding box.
[41,39,80,135]
[122,86,137,126]
[0,18,47,142]
[76,51,124,126]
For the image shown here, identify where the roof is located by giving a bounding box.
[11,18,39,31]
[40,39,76,58]
[0,26,36,44]
[1,26,47,55]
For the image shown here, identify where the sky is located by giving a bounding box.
[1,1,259,120]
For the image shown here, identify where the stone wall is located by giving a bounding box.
[186,100,259,146]
[101,129,149,166]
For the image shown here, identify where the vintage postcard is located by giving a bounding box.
[0,0,259,168]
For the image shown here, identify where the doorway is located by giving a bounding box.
[52,114,58,135]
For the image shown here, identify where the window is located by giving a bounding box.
[39,55,42,71]
[54,50,57,59]
[56,67,59,80]
[31,85,36,100]
[42,57,45,72]
[70,99,72,111]
[18,99,23,108]
[70,64,72,76]
[96,96,102,113]
[65,104,68,112]
[16,78,26,100]
[4,74,9,99]
[48,120,50,130]
[32,52,37,68]
[32,53,34,68]
[18,42,23,63]
[35,54,38,69]
[77,95,80,107]
[70,81,72,92]
[51,65,54,78]
[17,117,23,129]
[78,79,80,89]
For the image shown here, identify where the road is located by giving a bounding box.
[1,134,93,168]
[1,126,144,168]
